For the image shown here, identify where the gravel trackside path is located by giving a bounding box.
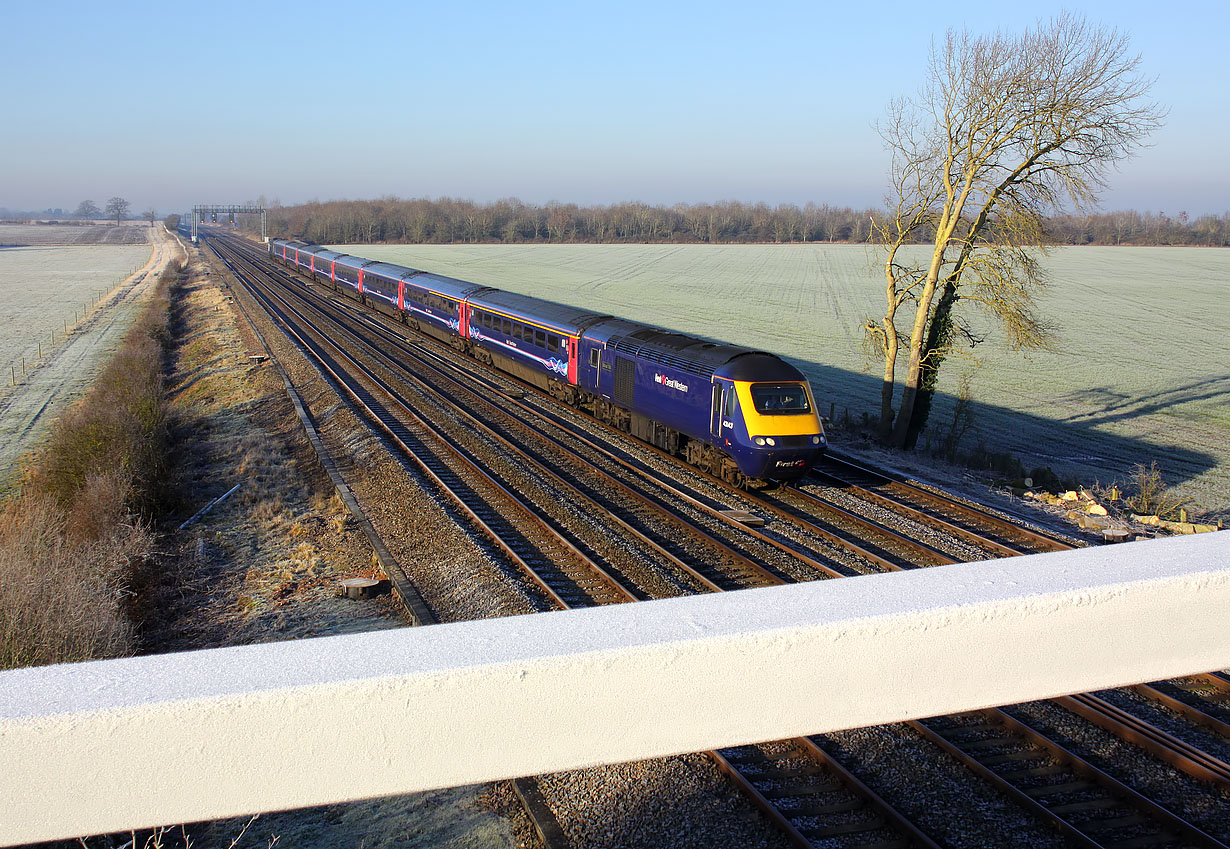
[0,227,180,489]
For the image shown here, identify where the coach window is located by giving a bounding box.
[548,334,560,351]
[534,330,546,348]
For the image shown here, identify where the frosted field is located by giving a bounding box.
[336,243,1230,517]
[0,245,151,387]
[0,222,152,246]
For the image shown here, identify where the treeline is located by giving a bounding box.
[256,197,1230,247]
[266,199,880,245]
[1047,210,1229,246]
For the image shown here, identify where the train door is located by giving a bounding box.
[581,339,601,390]
[712,380,737,442]
[566,337,578,384]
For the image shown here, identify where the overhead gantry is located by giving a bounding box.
[190,204,267,243]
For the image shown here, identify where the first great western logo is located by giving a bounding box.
[654,373,689,393]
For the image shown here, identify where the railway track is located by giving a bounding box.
[206,232,1230,849]
[916,709,1227,849]
[807,453,1078,557]
[208,234,943,849]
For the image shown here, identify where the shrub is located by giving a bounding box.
[0,264,178,669]
[0,492,147,669]
[1124,462,1190,519]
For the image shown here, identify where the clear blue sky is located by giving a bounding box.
[3,0,1226,216]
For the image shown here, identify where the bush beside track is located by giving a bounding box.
[0,262,180,670]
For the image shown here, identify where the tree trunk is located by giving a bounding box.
[904,282,960,449]
[890,251,947,447]
[879,317,898,436]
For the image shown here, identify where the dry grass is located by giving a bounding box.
[0,265,178,670]
[0,490,147,668]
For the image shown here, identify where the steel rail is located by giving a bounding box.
[244,236,867,581]
[233,233,1229,847]
[223,241,797,598]
[813,452,1078,555]
[1129,677,1230,740]
[915,709,1228,849]
[1056,693,1230,788]
[225,233,943,849]
[211,239,633,611]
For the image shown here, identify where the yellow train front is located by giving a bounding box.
[708,353,827,484]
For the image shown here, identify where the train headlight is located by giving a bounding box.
[812,435,822,445]
[753,436,766,446]
[765,437,777,446]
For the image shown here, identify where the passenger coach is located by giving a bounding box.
[268,238,826,485]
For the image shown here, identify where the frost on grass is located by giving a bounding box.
[336,243,1230,515]
[0,244,151,367]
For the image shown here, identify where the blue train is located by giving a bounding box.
[269,238,827,486]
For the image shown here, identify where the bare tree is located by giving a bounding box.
[104,197,130,223]
[865,13,1164,447]
[142,208,158,224]
[74,200,100,219]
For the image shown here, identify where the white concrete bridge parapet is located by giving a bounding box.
[2,532,1228,845]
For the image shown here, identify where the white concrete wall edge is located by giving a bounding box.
[3,532,1226,718]
[2,532,1228,843]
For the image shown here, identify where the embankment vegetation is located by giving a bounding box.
[0,263,179,670]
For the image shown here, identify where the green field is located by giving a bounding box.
[334,243,1230,517]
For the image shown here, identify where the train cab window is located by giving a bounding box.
[750,383,811,415]
[590,349,600,368]
[723,386,738,418]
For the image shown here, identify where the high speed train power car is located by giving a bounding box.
[270,238,827,486]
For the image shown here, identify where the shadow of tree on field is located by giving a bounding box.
[787,358,1226,514]
[1053,375,1230,428]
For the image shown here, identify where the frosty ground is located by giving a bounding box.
[0,224,169,486]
